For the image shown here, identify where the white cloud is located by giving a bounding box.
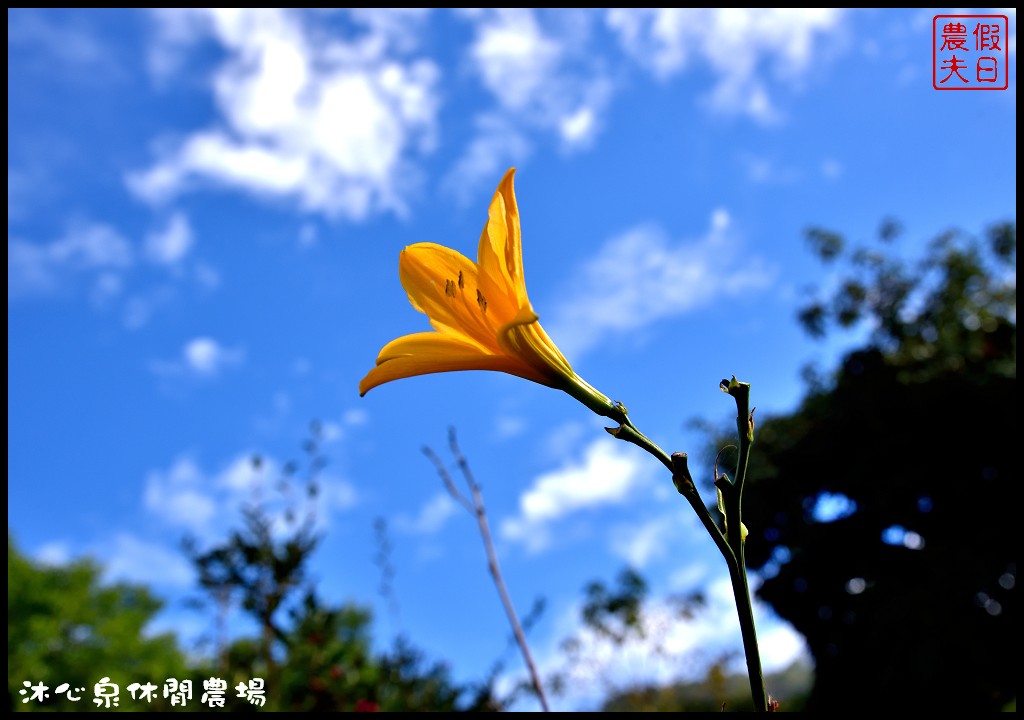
[103,533,194,589]
[611,515,678,568]
[541,420,590,463]
[395,492,460,535]
[343,408,369,426]
[308,408,368,445]
[547,210,775,359]
[560,106,595,145]
[9,221,133,298]
[29,534,193,592]
[469,8,562,113]
[501,439,646,553]
[669,562,711,591]
[319,420,343,443]
[34,540,73,566]
[152,336,244,378]
[143,452,358,540]
[8,9,117,76]
[132,8,440,220]
[9,217,211,327]
[606,8,845,122]
[134,8,850,211]
[446,9,613,196]
[215,454,268,493]
[739,153,800,184]
[184,337,243,375]
[521,441,643,522]
[144,457,217,534]
[494,415,526,440]
[51,223,133,267]
[323,477,359,513]
[442,114,532,203]
[533,574,810,710]
[144,212,194,265]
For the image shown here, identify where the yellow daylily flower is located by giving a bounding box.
[359,168,627,425]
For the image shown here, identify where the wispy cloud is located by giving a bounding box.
[501,439,647,553]
[316,408,370,446]
[151,336,245,379]
[131,9,852,211]
[9,213,211,332]
[394,492,460,535]
[143,452,358,541]
[34,540,73,566]
[8,221,133,298]
[548,209,775,359]
[534,575,809,710]
[442,115,533,203]
[610,515,679,569]
[144,457,217,534]
[103,533,195,589]
[445,9,613,198]
[8,9,120,78]
[132,8,440,220]
[607,8,845,122]
[183,337,242,376]
[493,415,527,440]
[144,212,194,266]
[738,153,801,184]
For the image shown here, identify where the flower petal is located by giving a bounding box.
[399,243,516,352]
[358,331,547,396]
[498,309,625,421]
[498,308,575,384]
[477,168,528,312]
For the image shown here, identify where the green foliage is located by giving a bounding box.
[8,535,191,711]
[183,426,502,711]
[10,421,503,712]
[548,568,709,706]
[601,660,812,712]
[740,220,1016,711]
[581,568,650,645]
[557,568,806,711]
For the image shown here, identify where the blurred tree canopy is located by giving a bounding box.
[8,535,191,711]
[552,567,808,711]
[182,428,502,712]
[12,220,1014,711]
[737,220,1016,711]
[10,423,503,712]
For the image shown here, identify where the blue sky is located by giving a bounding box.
[8,8,1017,710]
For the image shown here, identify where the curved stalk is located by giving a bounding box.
[606,379,770,712]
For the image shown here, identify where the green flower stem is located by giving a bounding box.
[670,452,732,562]
[719,377,768,712]
[607,379,769,712]
[726,547,767,712]
[606,418,673,472]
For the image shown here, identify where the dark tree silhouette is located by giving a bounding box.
[738,221,1016,711]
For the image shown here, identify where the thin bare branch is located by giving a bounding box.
[424,428,551,712]
[422,446,475,515]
